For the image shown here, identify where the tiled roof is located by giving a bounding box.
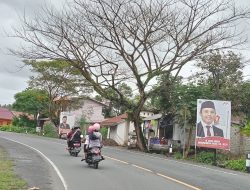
[101,113,128,127]
[11,111,34,120]
[0,108,14,120]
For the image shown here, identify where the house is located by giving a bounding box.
[101,113,134,145]
[0,108,14,126]
[143,114,162,138]
[140,110,155,118]
[101,111,157,146]
[59,97,107,127]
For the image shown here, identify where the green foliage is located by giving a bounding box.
[196,151,215,164]
[150,74,213,124]
[196,50,245,113]
[0,125,36,134]
[43,123,58,138]
[239,83,250,120]
[12,88,49,116]
[12,116,36,128]
[100,127,108,139]
[75,117,88,134]
[224,159,245,172]
[194,151,227,165]
[96,82,134,117]
[26,60,92,102]
[241,122,250,136]
[0,104,12,109]
[25,60,93,125]
[173,152,183,159]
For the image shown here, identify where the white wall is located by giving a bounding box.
[109,121,133,145]
[173,124,182,141]
[71,99,105,123]
[140,111,154,118]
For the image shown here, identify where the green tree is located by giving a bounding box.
[238,82,250,121]
[11,0,250,151]
[25,60,92,123]
[12,89,49,119]
[0,104,12,109]
[95,83,133,117]
[195,51,244,108]
[149,75,214,157]
[12,115,36,128]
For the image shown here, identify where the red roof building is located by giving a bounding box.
[11,111,34,120]
[0,108,14,126]
[101,113,128,127]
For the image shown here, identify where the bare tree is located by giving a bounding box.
[10,0,250,151]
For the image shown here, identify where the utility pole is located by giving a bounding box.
[183,107,187,159]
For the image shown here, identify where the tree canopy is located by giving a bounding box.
[12,88,49,117]
[10,0,250,151]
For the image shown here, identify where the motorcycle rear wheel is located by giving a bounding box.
[94,162,98,169]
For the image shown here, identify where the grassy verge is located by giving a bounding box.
[172,150,247,172]
[0,146,27,190]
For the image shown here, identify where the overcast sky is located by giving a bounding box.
[0,0,250,105]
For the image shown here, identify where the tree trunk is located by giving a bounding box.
[133,117,147,152]
[184,124,194,158]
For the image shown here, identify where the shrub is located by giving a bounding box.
[196,151,215,164]
[174,152,183,159]
[241,121,250,137]
[12,115,36,128]
[195,151,227,165]
[0,125,36,134]
[100,127,108,139]
[224,159,245,172]
[43,123,58,138]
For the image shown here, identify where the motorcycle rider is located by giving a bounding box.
[81,123,104,161]
[89,123,102,148]
[67,125,81,149]
[81,125,93,161]
[90,123,104,160]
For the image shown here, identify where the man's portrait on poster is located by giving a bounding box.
[197,101,224,138]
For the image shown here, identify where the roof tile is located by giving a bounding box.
[0,108,14,120]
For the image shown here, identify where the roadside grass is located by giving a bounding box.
[0,146,27,190]
[0,124,58,138]
[172,149,246,172]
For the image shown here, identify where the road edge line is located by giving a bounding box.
[156,173,201,190]
[2,137,68,190]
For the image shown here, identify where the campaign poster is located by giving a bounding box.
[196,99,231,150]
[59,111,76,129]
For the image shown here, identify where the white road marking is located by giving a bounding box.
[106,155,201,190]
[156,173,202,190]
[104,155,129,164]
[104,147,238,176]
[132,164,153,172]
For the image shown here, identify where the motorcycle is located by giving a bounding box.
[68,141,82,157]
[85,147,103,169]
[68,135,84,157]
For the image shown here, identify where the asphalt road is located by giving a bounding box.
[0,131,249,190]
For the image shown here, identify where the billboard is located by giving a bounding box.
[196,99,231,150]
[59,111,76,129]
